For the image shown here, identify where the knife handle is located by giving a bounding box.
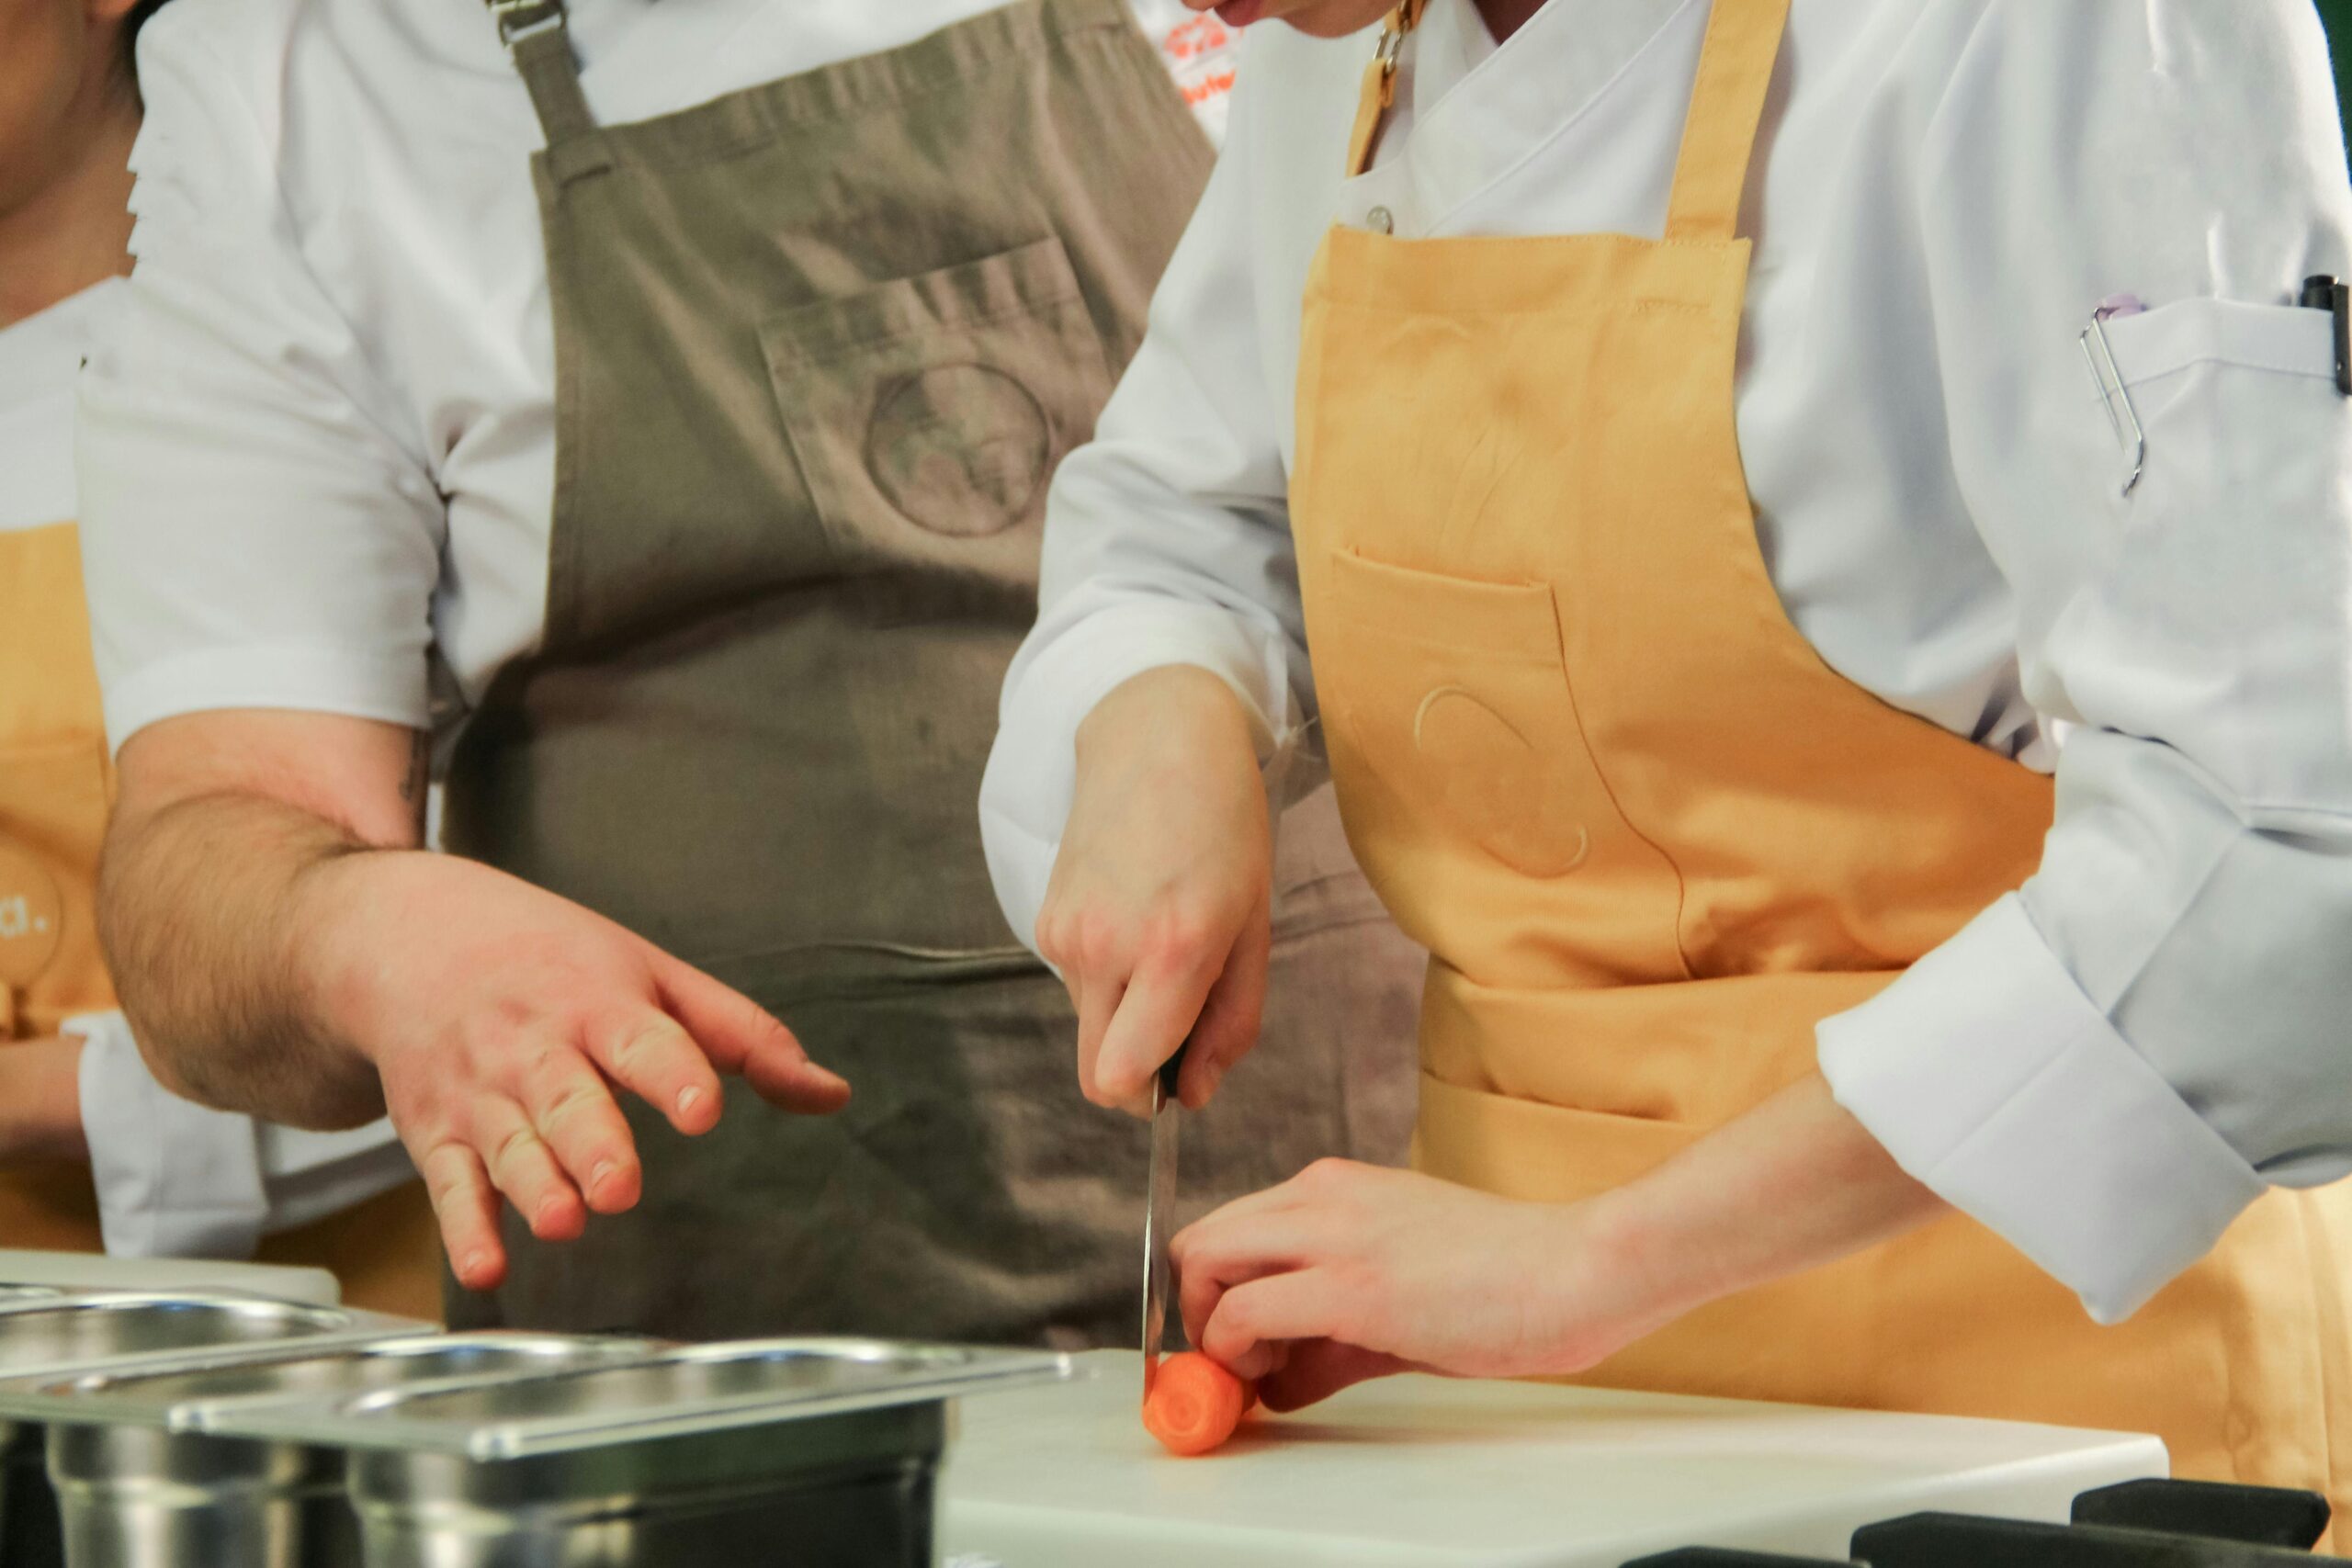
[1159,1043,1188,1099]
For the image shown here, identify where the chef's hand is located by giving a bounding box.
[105,711,855,1295]
[1037,665,1273,1113]
[1171,1160,1645,1410]
[300,850,852,1292]
[0,1036,88,1165]
[1174,1074,1951,1410]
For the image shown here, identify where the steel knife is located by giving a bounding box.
[1141,1043,1186,1398]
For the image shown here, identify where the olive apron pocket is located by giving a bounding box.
[762,236,1114,575]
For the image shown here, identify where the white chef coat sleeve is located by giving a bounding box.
[248,1121,419,1240]
[979,59,1310,950]
[68,1011,416,1260]
[78,8,445,754]
[70,1010,269,1259]
[1818,0,2352,1323]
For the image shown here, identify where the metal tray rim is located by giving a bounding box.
[0,1330,620,1428]
[0,1294,429,1399]
[199,1338,1086,1461]
[0,1289,333,1317]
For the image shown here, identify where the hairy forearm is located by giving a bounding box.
[96,789,395,1131]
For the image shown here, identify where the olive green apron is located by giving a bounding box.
[441,0,1421,1344]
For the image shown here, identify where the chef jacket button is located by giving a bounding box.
[1366,205,1395,235]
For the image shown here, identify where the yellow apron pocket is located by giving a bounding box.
[1317,547,1594,881]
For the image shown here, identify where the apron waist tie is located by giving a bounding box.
[1418,961,1895,1131]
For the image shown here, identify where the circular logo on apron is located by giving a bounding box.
[865,363,1052,537]
[0,840,64,991]
[1412,686,1591,879]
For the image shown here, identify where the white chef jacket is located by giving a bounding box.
[74,1014,417,1259]
[78,0,1238,752]
[2,283,414,1261]
[74,0,1233,1250]
[982,0,2352,1323]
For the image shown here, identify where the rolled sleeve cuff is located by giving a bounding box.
[100,645,430,755]
[68,1010,271,1260]
[1817,895,2266,1325]
[979,602,1296,954]
[251,1122,416,1238]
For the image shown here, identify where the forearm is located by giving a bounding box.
[1174,1070,1954,1401]
[0,1038,89,1164]
[981,105,1308,952]
[1075,664,1258,774]
[1575,1072,1949,1352]
[97,788,401,1130]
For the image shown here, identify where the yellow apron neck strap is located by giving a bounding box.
[1662,0,1792,244]
[1345,0,1429,178]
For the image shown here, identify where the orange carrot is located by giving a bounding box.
[1143,1351,1254,1456]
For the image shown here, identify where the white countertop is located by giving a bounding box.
[937,1351,2167,1566]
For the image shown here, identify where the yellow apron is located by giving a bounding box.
[1290,0,2352,1528]
[0,519,441,1321]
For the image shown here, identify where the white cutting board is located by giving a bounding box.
[936,1351,2166,1566]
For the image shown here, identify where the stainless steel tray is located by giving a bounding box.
[0,1333,659,1428]
[0,1249,341,1306]
[0,1292,426,1380]
[199,1338,1079,1459]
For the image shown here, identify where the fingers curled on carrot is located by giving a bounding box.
[1142,1350,1255,1456]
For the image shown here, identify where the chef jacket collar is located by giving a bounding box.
[1346,0,1699,237]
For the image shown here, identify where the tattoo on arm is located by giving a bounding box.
[399,731,428,829]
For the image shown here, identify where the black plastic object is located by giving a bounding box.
[2306,275,2352,394]
[1854,1512,2324,1566]
[2073,1479,2332,1551]
[1623,1551,1854,1566]
[1,1427,63,1568]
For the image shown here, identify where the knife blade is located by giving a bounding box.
[1141,1043,1186,1398]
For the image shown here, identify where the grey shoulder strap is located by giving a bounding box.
[487,0,602,151]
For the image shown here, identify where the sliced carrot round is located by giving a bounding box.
[1143,1351,1254,1457]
